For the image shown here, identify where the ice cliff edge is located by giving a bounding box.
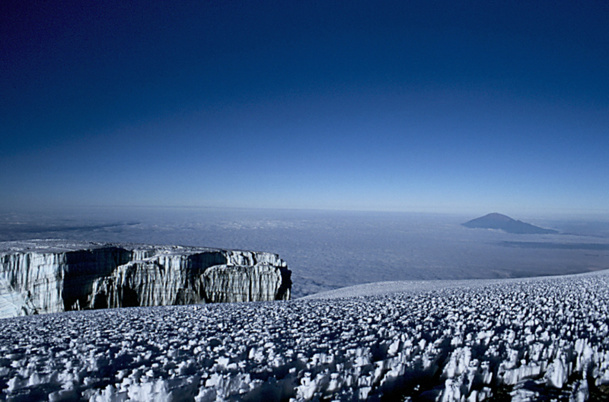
[0,240,291,318]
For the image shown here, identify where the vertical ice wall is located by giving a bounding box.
[0,241,291,318]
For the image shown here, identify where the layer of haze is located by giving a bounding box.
[2,1,609,215]
[2,207,609,297]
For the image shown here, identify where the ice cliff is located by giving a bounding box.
[0,240,291,318]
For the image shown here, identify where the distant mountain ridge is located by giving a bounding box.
[463,213,558,234]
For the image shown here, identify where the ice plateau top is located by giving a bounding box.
[0,240,291,318]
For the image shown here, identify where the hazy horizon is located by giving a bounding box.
[2,207,609,298]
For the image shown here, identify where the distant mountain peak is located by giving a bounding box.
[463,213,558,235]
[483,212,513,221]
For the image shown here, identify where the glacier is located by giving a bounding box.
[0,240,291,318]
[1,270,609,400]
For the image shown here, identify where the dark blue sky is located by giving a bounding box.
[2,1,608,215]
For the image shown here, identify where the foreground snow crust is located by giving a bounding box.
[1,271,609,401]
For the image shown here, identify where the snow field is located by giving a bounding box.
[1,271,609,400]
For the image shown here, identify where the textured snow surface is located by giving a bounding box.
[2,271,609,401]
[0,240,291,318]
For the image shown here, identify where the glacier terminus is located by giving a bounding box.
[0,240,291,318]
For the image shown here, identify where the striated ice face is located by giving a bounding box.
[1,270,609,400]
[0,240,291,318]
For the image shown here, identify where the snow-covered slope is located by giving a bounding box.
[1,270,609,401]
[0,240,291,318]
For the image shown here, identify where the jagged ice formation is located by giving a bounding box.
[0,240,291,318]
[2,270,609,400]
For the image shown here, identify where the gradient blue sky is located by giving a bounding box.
[2,1,608,216]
